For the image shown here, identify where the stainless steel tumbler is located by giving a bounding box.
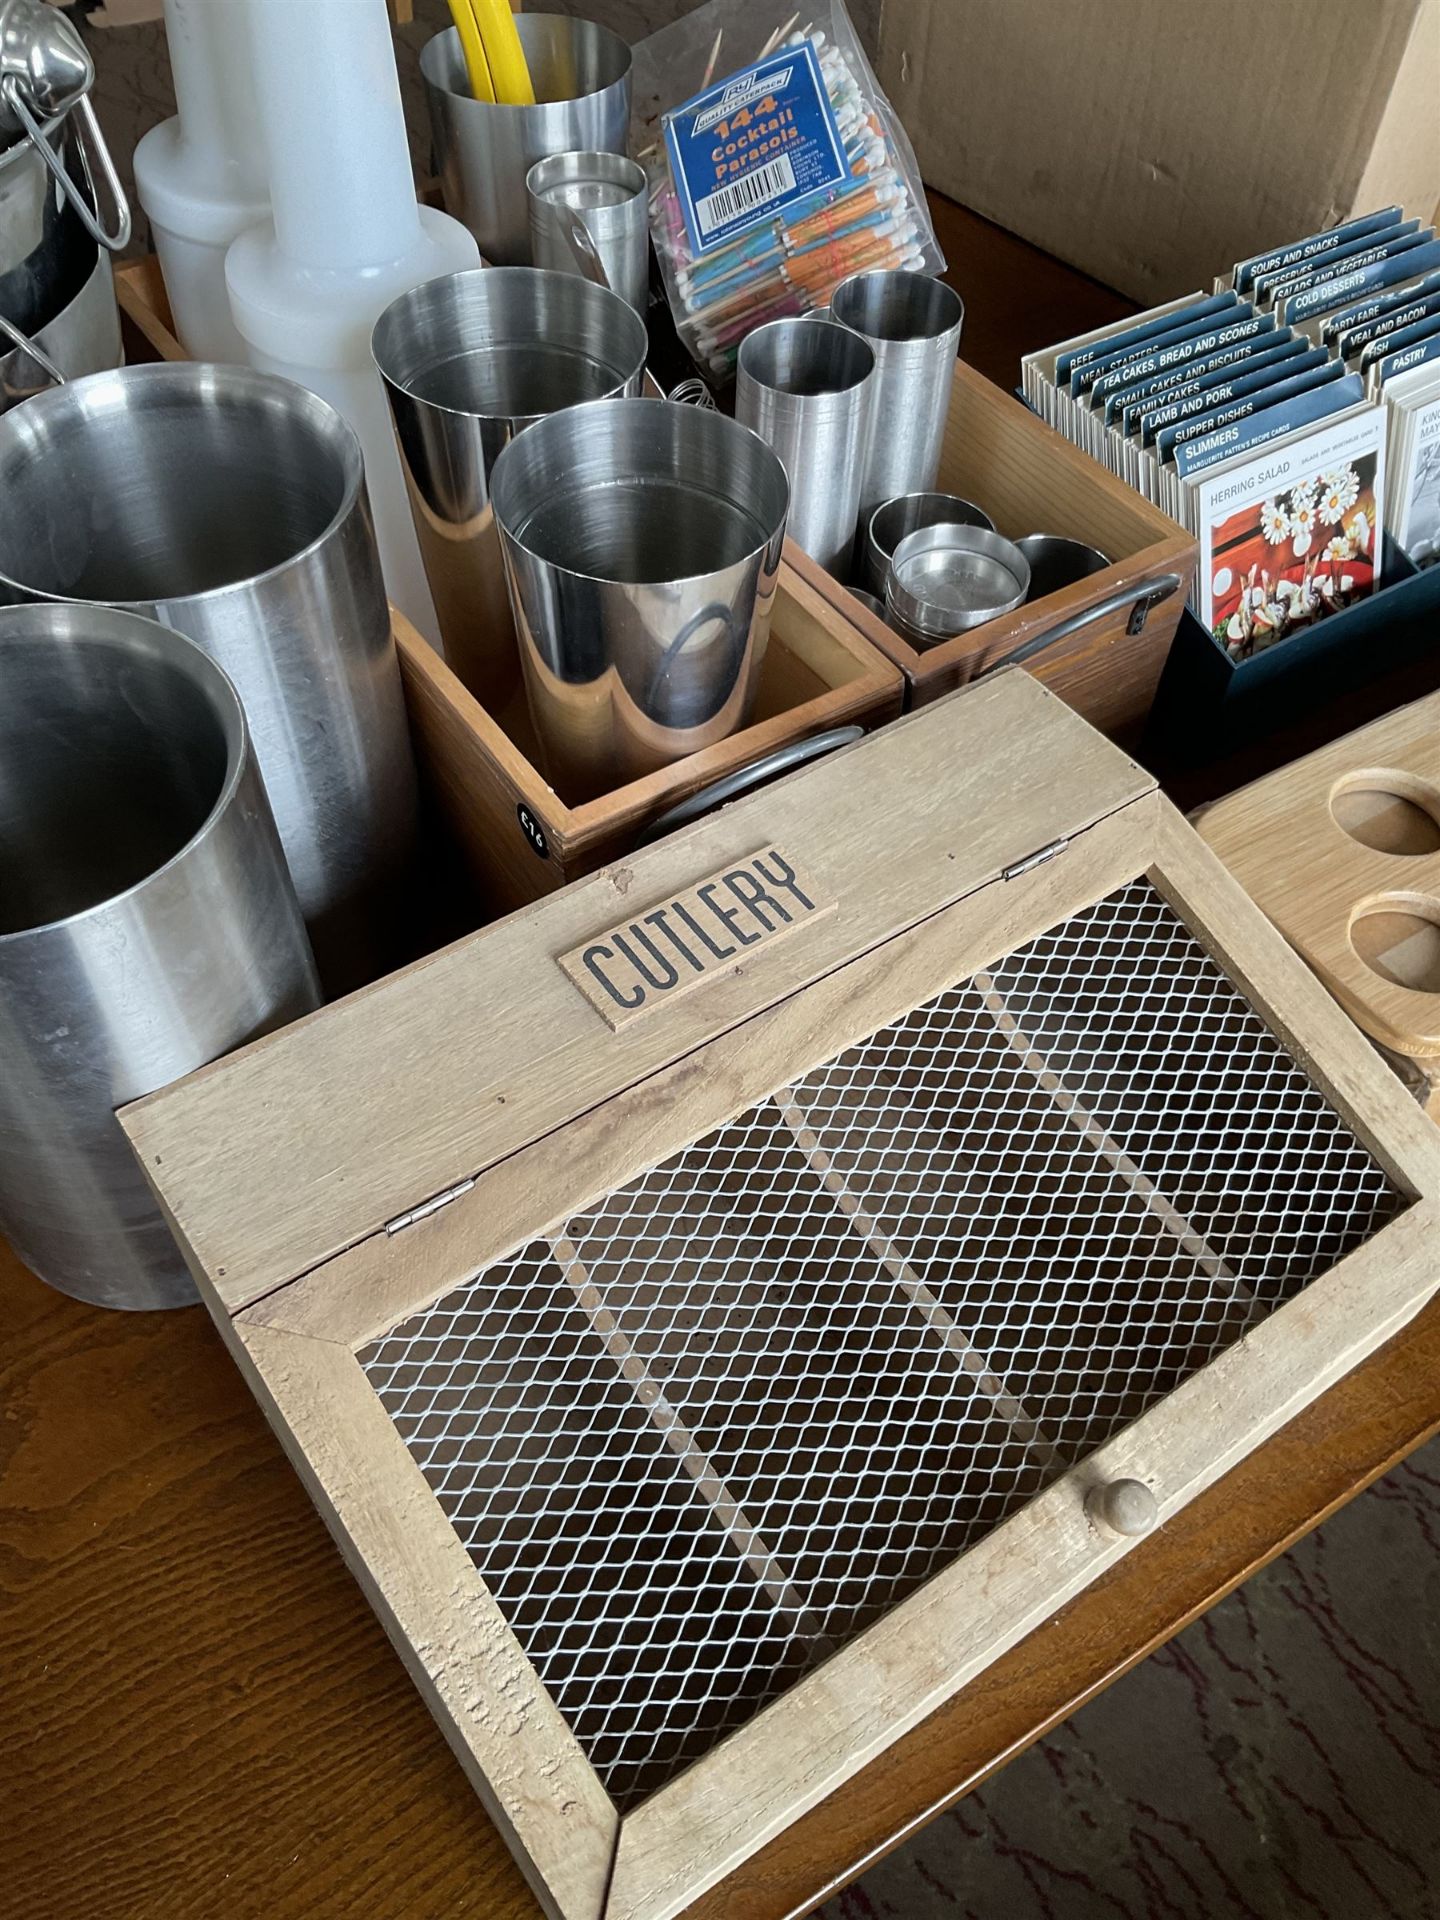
[373,267,648,713]
[0,363,419,994]
[526,150,649,316]
[489,397,789,800]
[830,270,964,546]
[0,601,319,1311]
[736,315,875,578]
[422,15,632,266]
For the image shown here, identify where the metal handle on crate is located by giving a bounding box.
[0,310,66,392]
[638,726,864,845]
[982,572,1185,676]
[2,80,132,252]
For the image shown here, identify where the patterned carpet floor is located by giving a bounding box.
[819,1438,1440,1920]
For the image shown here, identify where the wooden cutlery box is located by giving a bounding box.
[123,672,1440,1920]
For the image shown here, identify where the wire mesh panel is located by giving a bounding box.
[361,879,1403,1808]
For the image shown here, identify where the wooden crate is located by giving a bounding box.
[123,671,1440,1920]
[397,576,902,914]
[790,358,1197,748]
[115,257,903,914]
[1197,690,1440,1062]
[115,256,186,364]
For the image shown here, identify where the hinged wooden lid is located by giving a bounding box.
[122,673,1156,1316]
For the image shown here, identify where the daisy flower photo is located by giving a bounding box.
[1289,495,1318,556]
[1260,498,1290,544]
[1322,534,1352,563]
[1318,466,1360,525]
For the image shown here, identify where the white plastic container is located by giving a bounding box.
[133,0,268,362]
[225,0,479,645]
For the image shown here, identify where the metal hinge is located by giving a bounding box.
[1002,837,1070,881]
[385,1177,477,1236]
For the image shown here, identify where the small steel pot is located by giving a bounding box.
[862,490,995,597]
[886,524,1030,646]
[527,149,649,316]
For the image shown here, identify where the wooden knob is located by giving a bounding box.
[1086,1478,1157,1537]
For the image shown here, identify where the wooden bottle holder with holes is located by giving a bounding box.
[1198,690,1440,1066]
[123,673,1440,1920]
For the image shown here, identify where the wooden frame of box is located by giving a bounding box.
[123,672,1440,1920]
[790,359,1197,748]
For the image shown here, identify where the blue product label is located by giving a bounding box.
[665,42,849,257]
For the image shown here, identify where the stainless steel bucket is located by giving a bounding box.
[0,112,91,332]
[0,601,319,1311]
[527,149,649,316]
[422,15,632,266]
[736,315,875,578]
[0,0,129,325]
[490,396,789,800]
[0,240,119,409]
[0,364,418,993]
[373,266,647,711]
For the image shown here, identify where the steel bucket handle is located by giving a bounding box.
[2,80,131,253]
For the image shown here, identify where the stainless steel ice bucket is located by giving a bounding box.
[422,15,632,267]
[0,601,319,1311]
[1,111,91,332]
[373,265,647,710]
[489,396,789,800]
[0,364,418,993]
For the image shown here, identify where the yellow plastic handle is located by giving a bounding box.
[447,0,495,103]
[471,0,536,105]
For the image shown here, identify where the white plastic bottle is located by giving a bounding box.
[133,0,269,363]
[226,0,479,644]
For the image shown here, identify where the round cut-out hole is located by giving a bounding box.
[1350,893,1440,994]
[1330,770,1440,856]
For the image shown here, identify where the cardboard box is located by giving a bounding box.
[879,0,1440,304]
